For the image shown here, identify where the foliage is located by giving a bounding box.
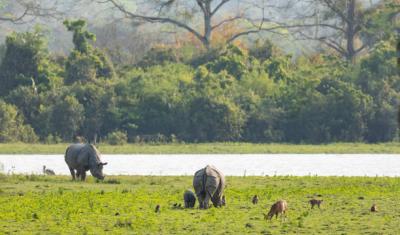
[0,27,51,97]
[64,20,96,54]
[106,130,128,145]
[48,95,85,141]
[137,46,181,68]
[356,38,400,142]
[64,20,115,84]
[0,16,398,143]
[0,100,38,143]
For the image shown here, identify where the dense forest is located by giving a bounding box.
[0,0,399,144]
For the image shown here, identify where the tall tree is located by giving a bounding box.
[0,28,51,97]
[64,20,115,84]
[296,0,399,62]
[96,0,292,50]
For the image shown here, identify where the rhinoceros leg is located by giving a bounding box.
[69,167,76,180]
[80,170,86,181]
[203,192,211,209]
[196,192,205,209]
[77,168,86,181]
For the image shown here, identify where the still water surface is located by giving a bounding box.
[0,154,399,176]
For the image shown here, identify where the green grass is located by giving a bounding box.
[0,175,399,234]
[0,142,399,154]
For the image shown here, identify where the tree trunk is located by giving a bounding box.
[203,2,212,50]
[397,40,400,67]
[346,0,356,63]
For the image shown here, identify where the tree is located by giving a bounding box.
[0,100,38,143]
[115,63,193,139]
[0,0,60,24]
[97,0,293,50]
[49,95,84,141]
[188,96,245,141]
[64,19,115,84]
[356,38,399,142]
[5,86,40,131]
[64,19,96,54]
[296,0,399,62]
[70,82,117,143]
[0,27,51,97]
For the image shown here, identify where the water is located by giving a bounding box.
[0,154,399,176]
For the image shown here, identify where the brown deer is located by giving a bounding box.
[309,199,323,209]
[264,200,288,220]
[252,195,259,205]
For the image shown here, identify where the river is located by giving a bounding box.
[0,154,399,176]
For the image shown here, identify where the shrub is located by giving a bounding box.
[44,134,62,144]
[106,131,128,145]
[0,100,39,143]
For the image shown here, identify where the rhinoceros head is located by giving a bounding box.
[90,162,107,180]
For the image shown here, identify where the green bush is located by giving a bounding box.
[106,131,128,145]
[64,20,115,85]
[0,27,51,97]
[0,100,38,143]
[44,134,62,144]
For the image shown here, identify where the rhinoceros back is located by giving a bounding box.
[65,144,90,169]
[193,165,224,197]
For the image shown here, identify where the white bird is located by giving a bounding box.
[43,165,55,175]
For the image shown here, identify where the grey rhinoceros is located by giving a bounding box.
[64,144,107,181]
[183,190,196,208]
[193,165,225,209]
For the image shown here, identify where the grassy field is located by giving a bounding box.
[0,142,399,154]
[0,175,399,234]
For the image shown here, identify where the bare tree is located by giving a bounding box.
[0,0,61,24]
[294,0,395,63]
[92,19,165,64]
[95,0,294,50]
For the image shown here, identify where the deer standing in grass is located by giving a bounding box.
[264,200,288,221]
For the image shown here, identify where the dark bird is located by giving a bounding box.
[43,165,55,175]
[252,195,259,205]
[155,205,160,213]
[371,204,378,212]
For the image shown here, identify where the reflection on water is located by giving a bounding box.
[0,154,399,176]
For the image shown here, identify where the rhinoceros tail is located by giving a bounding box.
[200,169,207,198]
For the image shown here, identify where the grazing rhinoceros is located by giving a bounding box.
[193,165,225,209]
[183,190,196,208]
[64,144,107,181]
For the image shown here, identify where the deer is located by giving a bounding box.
[264,200,288,220]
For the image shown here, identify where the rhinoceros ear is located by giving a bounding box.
[101,162,108,165]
